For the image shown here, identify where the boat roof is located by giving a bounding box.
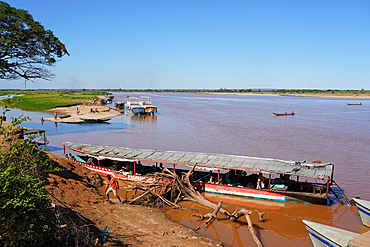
[63,142,334,179]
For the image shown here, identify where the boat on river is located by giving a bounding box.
[106,93,114,99]
[346,103,362,105]
[352,198,370,227]
[63,142,336,205]
[115,101,125,113]
[126,96,157,115]
[273,111,295,116]
[79,118,111,123]
[302,220,361,247]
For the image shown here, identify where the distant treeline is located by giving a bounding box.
[110,88,369,95]
[1,88,368,95]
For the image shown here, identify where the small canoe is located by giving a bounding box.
[79,118,111,123]
[273,112,295,116]
[302,220,360,247]
[58,114,71,119]
[352,198,370,227]
[346,103,362,105]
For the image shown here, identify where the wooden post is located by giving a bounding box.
[326,176,330,197]
[268,174,271,192]
[63,145,65,154]
[173,164,176,173]
[134,162,136,175]
[218,170,220,184]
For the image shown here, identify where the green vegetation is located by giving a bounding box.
[0,1,69,81]
[0,90,107,111]
[0,110,58,246]
[0,103,103,246]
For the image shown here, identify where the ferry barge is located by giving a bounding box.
[63,142,335,205]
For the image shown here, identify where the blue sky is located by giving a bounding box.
[2,0,370,90]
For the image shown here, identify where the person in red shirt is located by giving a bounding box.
[105,175,122,203]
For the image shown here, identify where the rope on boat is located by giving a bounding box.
[330,180,352,205]
[101,226,140,246]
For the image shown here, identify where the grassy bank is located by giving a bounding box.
[0,90,107,111]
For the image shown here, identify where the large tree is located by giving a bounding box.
[0,1,69,81]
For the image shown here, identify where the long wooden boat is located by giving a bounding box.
[352,198,370,227]
[79,118,111,123]
[346,103,362,105]
[273,111,295,116]
[302,220,360,247]
[63,142,335,205]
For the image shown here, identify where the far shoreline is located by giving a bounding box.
[206,92,370,99]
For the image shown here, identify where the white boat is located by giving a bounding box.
[126,96,157,115]
[302,220,360,247]
[352,198,370,227]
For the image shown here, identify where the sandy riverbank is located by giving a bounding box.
[44,105,122,123]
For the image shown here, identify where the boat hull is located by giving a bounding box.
[352,198,370,227]
[64,155,151,182]
[127,106,146,115]
[303,220,360,247]
[198,182,286,201]
[79,118,111,123]
[273,112,295,116]
[144,106,157,113]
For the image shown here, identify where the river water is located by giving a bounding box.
[4,92,369,246]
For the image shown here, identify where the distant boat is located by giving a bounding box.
[302,220,360,247]
[79,118,111,123]
[115,101,125,113]
[273,111,295,116]
[352,198,370,227]
[106,92,114,99]
[346,103,362,105]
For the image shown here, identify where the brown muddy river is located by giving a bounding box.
[9,92,370,246]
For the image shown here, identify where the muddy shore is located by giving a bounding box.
[45,152,223,246]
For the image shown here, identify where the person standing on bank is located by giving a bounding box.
[105,175,122,203]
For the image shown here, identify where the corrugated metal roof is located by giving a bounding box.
[63,142,333,180]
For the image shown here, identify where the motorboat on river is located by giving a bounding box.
[273,111,295,116]
[62,142,340,205]
[126,96,157,115]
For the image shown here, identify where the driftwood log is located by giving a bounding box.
[125,163,263,246]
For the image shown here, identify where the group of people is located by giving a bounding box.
[206,170,268,189]
[90,108,99,113]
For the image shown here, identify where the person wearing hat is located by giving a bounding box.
[105,175,122,203]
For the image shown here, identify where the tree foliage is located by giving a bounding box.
[0,1,69,81]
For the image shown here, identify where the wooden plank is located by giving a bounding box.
[176,153,198,163]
